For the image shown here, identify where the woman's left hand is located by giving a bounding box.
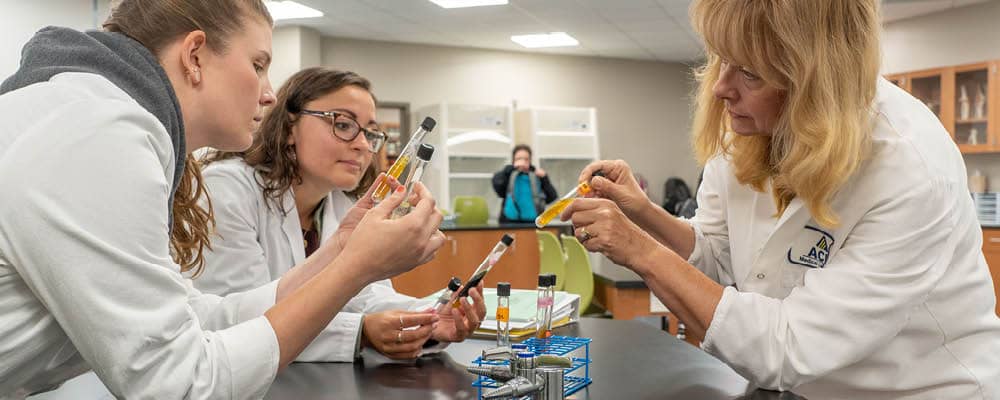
[562,197,660,269]
[431,282,487,342]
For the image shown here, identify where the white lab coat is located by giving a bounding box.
[689,78,1000,399]
[0,73,279,399]
[196,159,431,362]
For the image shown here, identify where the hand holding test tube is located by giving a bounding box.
[535,170,605,228]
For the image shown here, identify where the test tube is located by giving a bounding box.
[496,282,511,348]
[534,170,605,228]
[454,234,515,304]
[372,117,437,202]
[391,143,435,218]
[433,276,462,314]
[535,274,556,339]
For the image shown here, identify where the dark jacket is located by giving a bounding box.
[492,165,558,222]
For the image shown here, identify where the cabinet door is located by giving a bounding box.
[391,233,462,298]
[390,228,549,298]
[886,73,909,91]
[907,67,955,138]
[954,62,994,153]
[981,229,1000,316]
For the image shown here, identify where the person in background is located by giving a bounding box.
[492,144,558,223]
[0,0,442,398]
[198,67,485,361]
[562,0,1000,398]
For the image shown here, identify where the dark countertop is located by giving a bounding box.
[593,263,649,289]
[265,318,802,400]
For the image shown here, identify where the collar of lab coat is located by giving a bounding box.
[750,196,807,264]
[279,189,356,265]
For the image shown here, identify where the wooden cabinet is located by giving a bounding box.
[981,228,1000,316]
[954,62,998,153]
[391,227,559,298]
[887,61,1000,153]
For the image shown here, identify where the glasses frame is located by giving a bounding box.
[299,109,387,153]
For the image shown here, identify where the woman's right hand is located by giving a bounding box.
[362,310,438,360]
[341,182,445,283]
[575,160,651,220]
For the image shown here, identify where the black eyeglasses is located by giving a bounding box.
[299,110,387,153]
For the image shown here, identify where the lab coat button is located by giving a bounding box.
[756,273,765,279]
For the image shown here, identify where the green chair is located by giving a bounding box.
[452,196,489,225]
[536,230,567,291]
[560,234,594,313]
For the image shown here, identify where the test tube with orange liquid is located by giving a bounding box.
[534,170,604,228]
[371,117,436,202]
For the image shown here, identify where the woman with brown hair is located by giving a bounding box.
[563,0,1000,398]
[0,1,442,398]
[198,67,486,361]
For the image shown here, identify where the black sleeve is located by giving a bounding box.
[538,175,559,203]
[492,165,515,198]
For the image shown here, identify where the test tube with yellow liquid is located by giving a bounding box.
[371,117,437,202]
[534,170,605,228]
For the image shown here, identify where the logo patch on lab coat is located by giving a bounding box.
[786,226,834,268]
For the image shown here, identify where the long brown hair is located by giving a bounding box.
[205,67,380,214]
[104,0,273,276]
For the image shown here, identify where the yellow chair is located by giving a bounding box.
[453,196,489,225]
[560,234,594,313]
[536,230,567,291]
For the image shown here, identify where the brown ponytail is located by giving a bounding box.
[104,0,273,276]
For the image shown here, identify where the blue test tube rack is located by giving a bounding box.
[470,335,593,398]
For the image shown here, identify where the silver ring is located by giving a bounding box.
[399,315,404,330]
[397,330,403,344]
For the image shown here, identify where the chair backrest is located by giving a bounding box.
[453,196,489,225]
[536,230,567,291]
[560,234,594,312]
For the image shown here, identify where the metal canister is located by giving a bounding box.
[536,367,565,400]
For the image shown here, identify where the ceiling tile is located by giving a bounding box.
[283,0,989,63]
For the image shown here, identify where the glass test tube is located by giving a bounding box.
[372,117,437,202]
[535,273,556,339]
[534,170,605,228]
[496,282,511,348]
[392,143,435,218]
[454,234,515,306]
[434,276,462,314]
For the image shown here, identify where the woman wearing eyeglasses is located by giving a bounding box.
[197,67,486,361]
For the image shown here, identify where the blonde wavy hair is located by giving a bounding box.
[690,0,881,228]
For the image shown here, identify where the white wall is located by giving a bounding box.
[321,37,700,206]
[882,1,1000,74]
[1,0,111,79]
[269,26,322,88]
[883,0,1000,190]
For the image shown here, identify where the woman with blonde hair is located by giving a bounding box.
[0,0,441,398]
[197,67,486,362]
[563,0,1000,398]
